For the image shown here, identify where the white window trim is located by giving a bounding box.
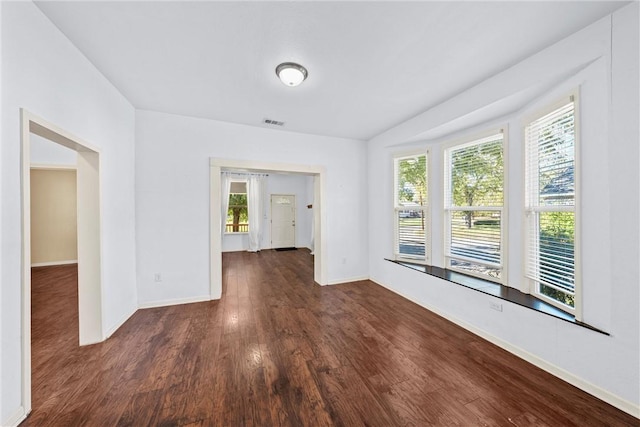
[393,148,431,264]
[443,127,508,284]
[523,89,581,320]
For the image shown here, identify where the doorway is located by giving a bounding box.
[210,158,327,300]
[271,194,296,249]
[20,110,103,415]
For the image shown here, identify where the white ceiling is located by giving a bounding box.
[35,1,627,141]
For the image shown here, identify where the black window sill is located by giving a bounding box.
[385,259,608,335]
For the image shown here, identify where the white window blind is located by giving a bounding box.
[525,99,576,310]
[394,154,428,261]
[445,133,504,281]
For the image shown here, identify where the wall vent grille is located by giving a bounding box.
[263,118,285,126]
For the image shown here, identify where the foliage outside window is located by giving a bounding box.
[394,153,428,262]
[525,97,577,312]
[445,132,504,281]
[227,182,248,233]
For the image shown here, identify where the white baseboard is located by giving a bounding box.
[104,306,138,340]
[31,260,77,267]
[4,405,27,427]
[79,337,105,346]
[371,277,640,419]
[328,276,369,285]
[138,295,211,310]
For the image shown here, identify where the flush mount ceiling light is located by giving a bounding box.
[275,62,308,87]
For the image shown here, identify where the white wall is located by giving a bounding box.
[0,1,4,420]
[608,2,640,411]
[367,6,639,415]
[30,133,77,166]
[135,110,368,306]
[1,2,137,423]
[222,173,313,252]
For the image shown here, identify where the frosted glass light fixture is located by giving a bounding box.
[275,62,308,87]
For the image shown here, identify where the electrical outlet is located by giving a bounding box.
[154,273,162,283]
[489,301,503,312]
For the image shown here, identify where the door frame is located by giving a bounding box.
[270,194,296,249]
[20,110,104,415]
[210,158,327,299]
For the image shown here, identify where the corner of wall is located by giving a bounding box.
[2,406,26,427]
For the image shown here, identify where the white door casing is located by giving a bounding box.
[21,110,104,419]
[271,194,296,248]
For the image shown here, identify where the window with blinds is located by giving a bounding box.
[445,132,504,281]
[525,97,577,311]
[394,153,428,262]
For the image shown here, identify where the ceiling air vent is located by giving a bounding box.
[263,118,285,126]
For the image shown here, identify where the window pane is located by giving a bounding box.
[530,211,575,307]
[540,284,575,308]
[227,193,248,233]
[450,259,501,280]
[449,136,503,207]
[394,153,428,262]
[446,133,503,280]
[449,210,501,278]
[396,155,427,207]
[396,210,426,258]
[529,102,575,207]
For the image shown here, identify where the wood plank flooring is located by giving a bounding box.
[23,250,638,426]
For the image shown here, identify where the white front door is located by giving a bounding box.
[271,194,296,248]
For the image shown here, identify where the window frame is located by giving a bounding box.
[523,90,581,319]
[393,149,431,264]
[443,128,508,284]
[225,179,249,234]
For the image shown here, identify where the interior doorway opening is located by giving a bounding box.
[20,110,103,415]
[210,158,327,300]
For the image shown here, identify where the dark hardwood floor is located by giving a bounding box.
[23,250,637,426]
